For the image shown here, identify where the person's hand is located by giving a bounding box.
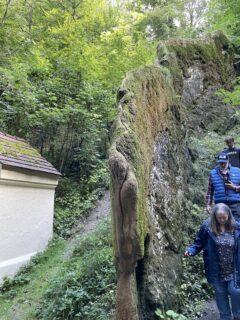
[207,205,212,214]
[184,251,193,257]
[225,182,236,190]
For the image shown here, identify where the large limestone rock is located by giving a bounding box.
[109,32,235,320]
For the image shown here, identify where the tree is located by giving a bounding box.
[207,0,240,43]
[0,0,155,180]
[184,0,207,28]
[134,0,207,40]
[206,0,240,109]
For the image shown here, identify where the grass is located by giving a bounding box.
[35,220,116,320]
[0,219,115,320]
[0,237,67,320]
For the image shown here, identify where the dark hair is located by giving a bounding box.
[225,136,234,143]
[210,203,235,235]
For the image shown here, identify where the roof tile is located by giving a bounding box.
[0,132,61,176]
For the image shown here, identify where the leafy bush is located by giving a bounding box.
[217,77,240,106]
[54,193,98,237]
[73,222,112,257]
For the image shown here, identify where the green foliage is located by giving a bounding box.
[179,204,213,318]
[0,221,115,319]
[35,220,116,320]
[155,308,187,320]
[206,0,240,111]
[0,0,155,183]
[54,160,110,237]
[73,221,112,256]
[136,0,207,40]
[0,1,238,319]
[0,255,44,295]
[207,0,240,44]
[217,77,240,106]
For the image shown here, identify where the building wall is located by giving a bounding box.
[0,166,58,280]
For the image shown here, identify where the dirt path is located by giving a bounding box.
[63,190,111,259]
[196,300,218,320]
[70,190,110,236]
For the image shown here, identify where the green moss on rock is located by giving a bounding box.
[157,32,232,93]
[110,65,173,258]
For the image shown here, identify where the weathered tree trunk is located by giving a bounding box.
[109,150,140,320]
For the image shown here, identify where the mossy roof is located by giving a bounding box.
[0,132,61,176]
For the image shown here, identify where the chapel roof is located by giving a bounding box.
[0,132,61,176]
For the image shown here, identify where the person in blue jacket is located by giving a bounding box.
[206,153,240,221]
[185,203,240,320]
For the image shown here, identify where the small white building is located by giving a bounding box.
[0,132,60,280]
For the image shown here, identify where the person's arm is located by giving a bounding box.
[224,181,240,191]
[225,167,240,191]
[235,185,240,192]
[206,175,213,213]
[185,222,207,256]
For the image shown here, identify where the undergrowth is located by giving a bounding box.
[54,160,110,237]
[35,220,116,320]
[0,220,115,320]
[155,308,187,319]
[0,236,61,300]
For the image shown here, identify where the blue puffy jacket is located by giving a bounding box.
[211,165,240,204]
[186,219,240,287]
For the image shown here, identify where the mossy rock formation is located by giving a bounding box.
[109,32,235,320]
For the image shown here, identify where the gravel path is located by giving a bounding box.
[196,300,219,320]
[63,190,111,259]
[71,190,110,236]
